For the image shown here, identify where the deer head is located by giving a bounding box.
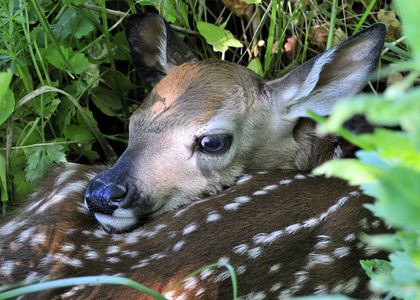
[84,13,386,233]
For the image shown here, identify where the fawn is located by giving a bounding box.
[0,13,388,299]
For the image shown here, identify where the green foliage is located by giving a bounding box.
[0,71,14,125]
[313,1,420,298]
[197,21,242,53]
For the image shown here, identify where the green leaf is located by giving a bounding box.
[53,6,99,41]
[0,71,14,125]
[197,22,243,53]
[361,259,393,278]
[241,0,261,4]
[371,166,420,228]
[139,0,189,27]
[64,109,99,161]
[247,58,264,77]
[390,251,420,284]
[395,0,420,61]
[0,153,8,203]
[313,159,381,185]
[46,45,87,75]
[25,145,67,182]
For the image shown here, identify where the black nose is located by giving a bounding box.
[85,178,127,215]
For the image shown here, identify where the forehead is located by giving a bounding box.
[130,60,265,131]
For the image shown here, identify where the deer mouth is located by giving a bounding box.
[94,205,164,234]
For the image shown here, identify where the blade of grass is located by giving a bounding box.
[14,86,117,163]
[326,0,338,50]
[0,276,166,300]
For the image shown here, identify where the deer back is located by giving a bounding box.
[0,163,389,299]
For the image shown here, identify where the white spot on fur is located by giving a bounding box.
[183,223,197,235]
[218,257,230,265]
[0,220,28,236]
[236,174,253,185]
[307,253,334,268]
[364,244,380,256]
[85,251,98,259]
[294,174,306,179]
[233,244,249,255]
[150,253,166,260]
[253,230,283,245]
[174,207,189,217]
[333,246,351,258]
[200,268,214,280]
[278,289,292,299]
[224,203,240,211]
[1,261,15,276]
[184,276,198,290]
[269,264,281,273]
[248,247,262,259]
[106,246,120,254]
[314,284,328,295]
[252,190,268,196]
[270,283,282,292]
[56,168,78,185]
[61,243,76,252]
[93,229,107,238]
[61,285,87,299]
[17,226,37,242]
[31,232,47,245]
[279,179,292,185]
[344,233,356,242]
[121,250,139,258]
[359,218,370,230]
[106,257,120,263]
[263,184,278,191]
[24,199,44,213]
[236,265,247,275]
[241,291,266,300]
[285,223,302,234]
[206,211,221,223]
[173,241,185,252]
[216,270,231,282]
[235,196,251,203]
[303,218,320,227]
[333,145,343,159]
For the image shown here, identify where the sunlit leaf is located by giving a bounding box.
[197,22,242,53]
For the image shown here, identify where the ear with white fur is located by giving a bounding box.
[265,23,386,119]
[125,13,198,88]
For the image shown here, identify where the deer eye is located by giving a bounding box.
[198,135,232,154]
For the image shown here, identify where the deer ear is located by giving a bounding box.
[125,13,198,88]
[265,23,386,119]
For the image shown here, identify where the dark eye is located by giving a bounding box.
[198,135,231,154]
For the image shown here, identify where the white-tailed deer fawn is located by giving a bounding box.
[0,13,389,299]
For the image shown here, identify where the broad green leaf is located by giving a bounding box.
[371,166,420,228]
[313,159,381,185]
[139,0,189,27]
[0,71,14,125]
[247,58,264,77]
[197,22,242,53]
[53,7,99,41]
[46,45,87,75]
[0,153,7,202]
[318,86,420,135]
[360,259,392,278]
[64,109,99,161]
[395,0,420,61]
[0,88,14,126]
[390,251,420,284]
[25,145,66,182]
[241,0,262,4]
